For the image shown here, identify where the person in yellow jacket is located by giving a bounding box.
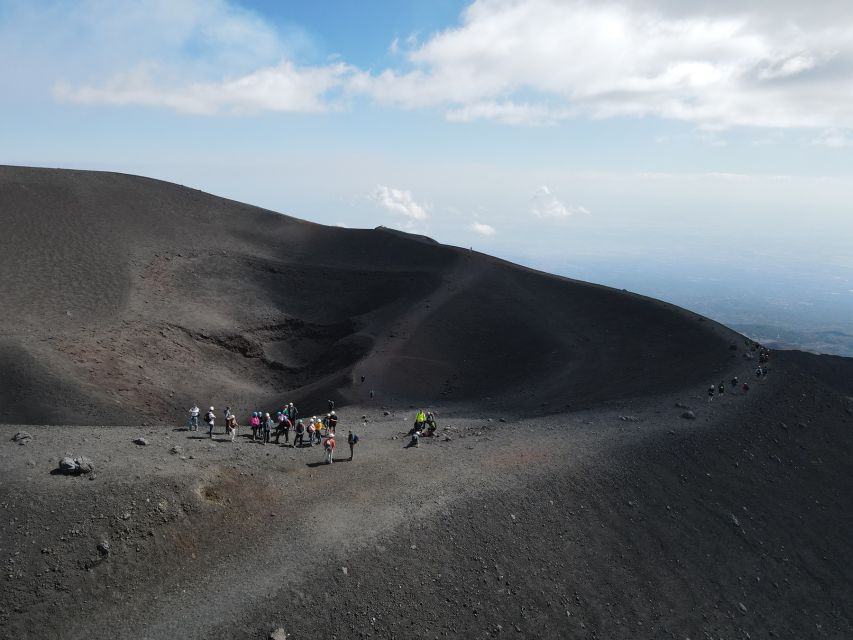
[412,410,427,434]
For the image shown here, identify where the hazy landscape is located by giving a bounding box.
[3,1,853,639]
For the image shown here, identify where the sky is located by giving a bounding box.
[2,0,853,333]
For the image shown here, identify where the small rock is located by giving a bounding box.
[383,411,391,416]
[498,418,507,423]
[75,456,94,474]
[269,627,288,640]
[797,422,807,429]
[341,566,348,575]
[730,513,740,527]
[675,402,690,409]
[59,457,78,474]
[169,445,183,455]
[681,411,696,420]
[12,431,32,445]
[619,415,640,422]
[133,437,149,446]
[97,540,110,556]
[779,422,788,430]
[738,602,748,614]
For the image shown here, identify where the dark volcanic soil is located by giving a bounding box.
[1,166,852,639]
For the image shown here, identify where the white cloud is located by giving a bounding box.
[352,0,853,131]
[530,186,589,219]
[56,61,353,115]
[372,185,429,222]
[813,129,853,148]
[470,221,496,236]
[27,0,853,134]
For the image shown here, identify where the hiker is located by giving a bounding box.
[287,402,299,425]
[307,420,316,447]
[409,430,420,448]
[718,381,725,395]
[226,414,238,442]
[412,409,427,434]
[250,412,261,441]
[262,413,274,445]
[347,430,358,460]
[294,419,305,447]
[275,411,291,444]
[327,411,338,435]
[224,406,233,422]
[360,375,365,384]
[755,366,763,378]
[314,417,323,444]
[328,399,335,411]
[323,433,336,464]
[188,404,200,431]
[730,376,739,389]
[369,389,375,399]
[425,412,437,436]
[707,386,715,402]
[743,381,750,393]
[205,407,216,438]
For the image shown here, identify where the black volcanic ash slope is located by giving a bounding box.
[0,165,737,425]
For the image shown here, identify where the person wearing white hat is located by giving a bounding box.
[205,406,216,438]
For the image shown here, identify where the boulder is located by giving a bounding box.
[681,411,696,420]
[12,431,32,445]
[133,437,149,446]
[58,456,94,475]
[59,457,78,473]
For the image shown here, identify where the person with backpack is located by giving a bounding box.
[226,414,239,442]
[307,421,316,447]
[274,411,292,444]
[262,412,274,445]
[425,412,438,436]
[294,419,305,447]
[204,407,216,438]
[188,404,200,431]
[730,376,739,389]
[287,402,299,425]
[323,433,336,464]
[250,412,261,441]
[326,411,338,435]
[718,381,725,395]
[347,430,358,460]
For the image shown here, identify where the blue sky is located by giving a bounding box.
[2,0,853,290]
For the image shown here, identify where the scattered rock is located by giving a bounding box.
[498,418,507,423]
[58,456,94,475]
[269,627,288,640]
[169,445,183,455]
[797,422,808,430]
[76,456,94,474]
[681,411,696,420]
[779,422,788,430]
[383,411,391,416]
[675,402,689,409]
[133,437,149,446]
[12,431,32,445]
[738,602,748,614]
[729,513,740,527]
[619,415,640,422]
[97,540,110,556]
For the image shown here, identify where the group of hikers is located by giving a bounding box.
[407,409,438,447]
[187,400,359,462]
[708,340,771,401]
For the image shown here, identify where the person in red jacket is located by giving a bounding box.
[324,434,336,464]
